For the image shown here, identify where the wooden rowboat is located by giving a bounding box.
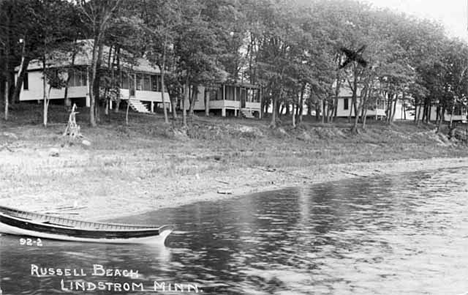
[0,205,172,245]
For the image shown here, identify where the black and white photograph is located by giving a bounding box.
[1,0,468,294]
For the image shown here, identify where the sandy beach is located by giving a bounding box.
[1,143,467,221]
[1,106,468,222]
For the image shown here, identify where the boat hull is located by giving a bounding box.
[0,206,172,245]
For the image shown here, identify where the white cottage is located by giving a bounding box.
[335,86,387,119]
[414,104,467,123]
[192,83,262,118]
[16,40,170,113]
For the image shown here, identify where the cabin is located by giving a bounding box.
[414,104,467,123]
[15,40,170,113]
[335,87,387,119]
[192,83,262,118]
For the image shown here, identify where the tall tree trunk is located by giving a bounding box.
[332,69,342,122]
[103,45,112,116]
[189,85,198,117]
[115,46,122,113]
[270,96,277,128]
[348,98,353,123]
[321,99,325,124]
[160,70,169,123]
[105,45,116,116]
[449,104,455,129]
[353,86,367,132]
[42,57,48,127]
[3,52,9,121]
[306,99,312,117]
[279,103,284,117]
[125,92,131,126]
[403,101,407,120]
[389,94,396,123]
[64,40,80,108]
[421,101,427,123]
[359,79,372,129]
[260,87,265,119]
[276,100,282,117]
[325,99,329,123]
[291,104,296,127]
[171,95,178,119]
[352,98,362,133]
[4,79,8,121]
[385,92,392,123]
[183,77,189,127]
[161,35,169,124]
[94,41,105,123]
[88,31,105,126]
[204,88,210,116]
[269,87,280,128]
[89,35,101,127]
[348,67,358,123]
[263,98,270,117]
[299,83,305,123]
[3,14,10,120]
[285,103,290,116]
[436,106,445,132]
[362,108,368,128]
[415,102,421,126]
[12,41,31,104]
[315,101,320,121]
[390,93,399,122]
[79,0,122,126]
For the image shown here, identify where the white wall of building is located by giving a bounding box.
[19,71,89,102]
[335,97,387,118]
[19,70,169,108]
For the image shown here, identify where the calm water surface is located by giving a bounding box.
[2,166,468,295]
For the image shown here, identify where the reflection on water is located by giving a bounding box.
[2,167,468,294]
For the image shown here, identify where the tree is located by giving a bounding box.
[142,0,184,124]
[171,0,228,127]
[254,0,310,128]
[76,0,123,127]
[33,0,78,126]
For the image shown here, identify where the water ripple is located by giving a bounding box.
[2,167,468,294]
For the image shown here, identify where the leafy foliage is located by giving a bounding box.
[0,0,467,128]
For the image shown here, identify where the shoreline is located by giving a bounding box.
[1,146,467,222]
[114,156,468,221]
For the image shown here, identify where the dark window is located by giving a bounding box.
[23,72,29,90]
[254,89,260,102]
[69,69,87,87]
[210,87,223,100]
[136,73,143,90]
[121,72,129,89]
[151,75,161,92]
[80,70,87,86]
[129,75,135,96]
[226,86,234,101]
[343,98,349,110]
[68,70,76,87]
[247,89,260,103]
[143,74,151,91]
[454,106,463,116]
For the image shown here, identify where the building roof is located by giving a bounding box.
[23,40,160,74]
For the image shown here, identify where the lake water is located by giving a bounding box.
[1,166,468,294]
